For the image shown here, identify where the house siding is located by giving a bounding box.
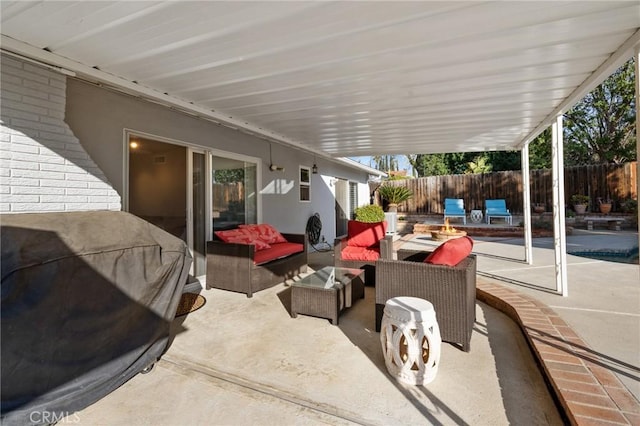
[0,53,121,213]
[64,78,373,242]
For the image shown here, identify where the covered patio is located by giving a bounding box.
[2,1,638,292]
[2,2,639,425]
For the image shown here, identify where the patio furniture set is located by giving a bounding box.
[445,198,512,225]
[206,220,477,354]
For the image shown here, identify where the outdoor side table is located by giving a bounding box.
[291,266,365,325]
[469,209,483,223]
[380,297,441,385]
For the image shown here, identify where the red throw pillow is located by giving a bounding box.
[425,236,474,266]
[214,229,271,251]
[239,224,287,244]
[215,228,252,242]
[347,220,387,248]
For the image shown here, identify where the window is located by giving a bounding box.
[299,166,311,202]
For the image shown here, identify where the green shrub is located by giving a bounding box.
[378,185,413,204]
[570,194,589,205]
[354,204,385,223]
[620,198,638,215]
[532,219,553,230]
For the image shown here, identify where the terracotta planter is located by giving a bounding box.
[574,204,587,215]
[599,203,612,214]
[387,203,398,213]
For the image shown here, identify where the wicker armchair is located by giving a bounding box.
[375,249,477,351]
[334,229,393,286]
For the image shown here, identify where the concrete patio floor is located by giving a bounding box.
[68,229,638,425]
[70,261,562,425]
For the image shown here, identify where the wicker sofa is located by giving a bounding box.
[206,232,307,297]
[375,249,477,351]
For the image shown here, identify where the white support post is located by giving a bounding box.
[551,116,568,297]
[635,49,639,254]
[522,146,533,265]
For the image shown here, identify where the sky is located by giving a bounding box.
[349,156,413,175]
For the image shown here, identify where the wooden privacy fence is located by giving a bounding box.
[212,182,243,206]
[374,162,637,215]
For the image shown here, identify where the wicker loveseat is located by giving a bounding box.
[375,249,477,351]
[206,225,307,297]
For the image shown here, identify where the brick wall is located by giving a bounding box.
[0,53,121,213]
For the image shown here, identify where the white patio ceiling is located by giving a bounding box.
[1,1,639,158]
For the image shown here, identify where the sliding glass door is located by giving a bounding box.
[127,136,208,278]
[211,154,258,231]
[127,134,260,281]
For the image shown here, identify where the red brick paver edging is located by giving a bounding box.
[477,280,640,425]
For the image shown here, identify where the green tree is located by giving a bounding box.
[214,168,244,184]
[486,151,521,171]
[446,152,475,174]
[564,58,636,165]
[466,155,492,174]
[407,153,450,177]
[372,155,398,172]
[528,128,552,170]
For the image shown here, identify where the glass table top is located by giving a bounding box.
[295,266,364,289]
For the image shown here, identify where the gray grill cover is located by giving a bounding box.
[1,211,192,425]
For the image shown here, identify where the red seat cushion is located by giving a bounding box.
[254,242,304,265]
[214,228,271,251]
[425,236,474,266]
[347,220,387,248]
[240,224,288,244]
[340,245,381,261]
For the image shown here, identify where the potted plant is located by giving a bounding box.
[570,194,589,214]
[597,197,613,214]
[533,203,546,214]
[354,204,385,223]
[377,184,413,212]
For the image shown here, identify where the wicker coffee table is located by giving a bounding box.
[291,266,365,325]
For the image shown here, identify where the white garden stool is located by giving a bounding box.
[380,297,441,385]
[469,209,483,223]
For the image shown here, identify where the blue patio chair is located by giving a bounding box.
[485,199,512,225]
[444,198,466,224]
